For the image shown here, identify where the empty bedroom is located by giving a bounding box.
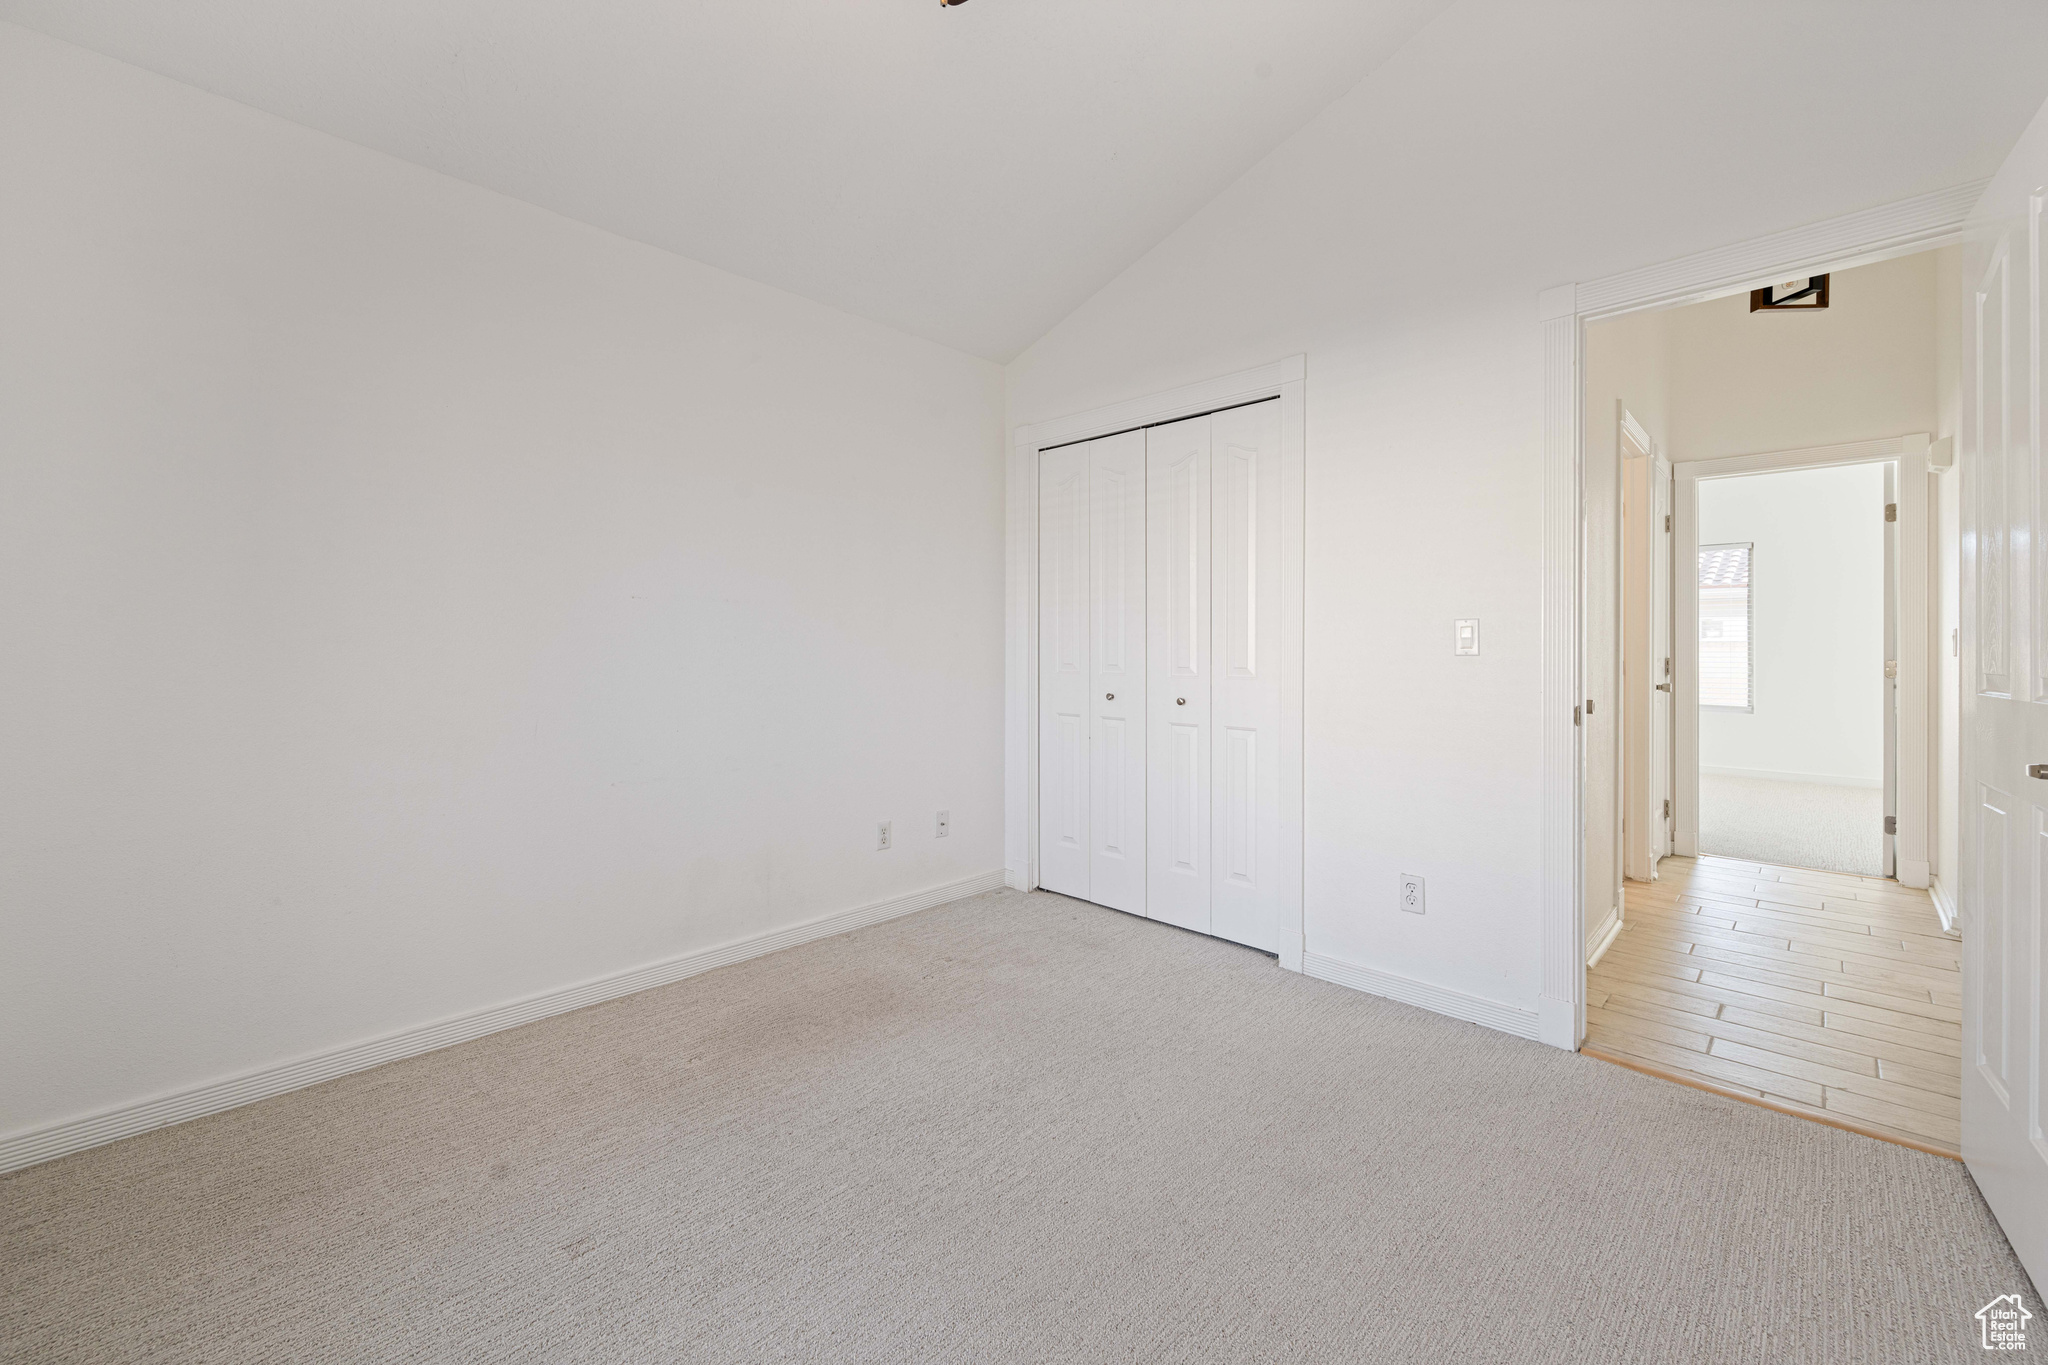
[4,2,2046,1361]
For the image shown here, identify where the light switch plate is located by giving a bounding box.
[1455,619,1480,656]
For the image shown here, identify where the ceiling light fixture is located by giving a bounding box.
[941,0,968,7]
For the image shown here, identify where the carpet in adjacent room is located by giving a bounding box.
[1699,772,1885,875]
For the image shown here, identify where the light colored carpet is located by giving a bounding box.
[2,889,2032,1363]
[1699,773,1885,875]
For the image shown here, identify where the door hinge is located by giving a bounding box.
[1663,799,1671,819]
[1574,705,1581,726]
[1884,502,1897,522]
[1664,513,1671,532]
[1884,659,1898,678]
[1884,815,1897,835]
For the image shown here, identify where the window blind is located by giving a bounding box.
[1698,543,1751,711]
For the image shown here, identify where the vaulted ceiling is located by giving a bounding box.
[0,0,1450,360]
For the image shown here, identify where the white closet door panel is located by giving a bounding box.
[1090,430,1148,913]
[1148,416,1211,932]
[1210,400,1283,951]
[1038,442,1090,899]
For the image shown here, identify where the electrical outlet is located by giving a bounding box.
[1399,874,1426,914]
[936,810,950,838]
[877,821,892,851]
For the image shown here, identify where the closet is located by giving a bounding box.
[1036,398,1282,952]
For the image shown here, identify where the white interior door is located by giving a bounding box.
[1089,431,1148,913]
[1209,401,1283,952]
[1652,453,1674,863]
[1959,110,2048,1290]
[1147,415,1213,933]
[1038,441,1092,899]
[1883,461,1900,879]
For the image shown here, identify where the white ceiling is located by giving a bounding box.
[0,0,1450,361]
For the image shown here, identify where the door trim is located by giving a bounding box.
[1671,434,1932,885]
[1538,180,1984,1050]
[1006,357,1307,971]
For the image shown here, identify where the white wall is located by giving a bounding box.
[0,25,1006,1140]
[1663,252,1942,461]
[1006,1,2048,1014]
[1696,465,1888,785]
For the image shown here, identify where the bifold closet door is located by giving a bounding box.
[1038,442,1091,899]
[1144,403,1283,949]
[1038,434,1147,910]
[1207,401,1283,951]
[1087,431,1147,913]
[1146,416,1212,932]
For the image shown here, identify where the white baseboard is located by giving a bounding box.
[1929,874,1959,933]
[1586,908,1624,968]
[0,868,1008,1176]
[1304,950,1540,1041]
[1700,764,1883,789]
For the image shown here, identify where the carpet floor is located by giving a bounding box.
[1699,773,1885,876]
[1,888,2033,1363]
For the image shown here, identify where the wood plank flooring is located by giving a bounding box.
[1584,854,1962,1155]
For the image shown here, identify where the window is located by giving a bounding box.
[1698,543,1752,711]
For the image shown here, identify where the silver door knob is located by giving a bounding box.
[2029,764,2048,779]
[1104,693,1114,700]
[1176,698,1186,705]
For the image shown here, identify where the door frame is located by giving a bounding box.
[1537,181,1984,1049]
[1670,433,1932,883]
[1005,357,1308,970]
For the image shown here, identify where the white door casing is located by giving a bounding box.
[1090,431,1148,913]
[1959,114,2048,1289]
[1670,436,1931,883]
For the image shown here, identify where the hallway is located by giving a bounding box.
[1585,855,1959,1154]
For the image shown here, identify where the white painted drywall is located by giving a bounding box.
[1662,252,1943,461]
[0,0,1450,362]
[1006,1,2048,1013]
[1696,465,1888,786]
[0,26,1006,1140]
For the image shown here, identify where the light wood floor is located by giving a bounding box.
[1585,854,1961,1155]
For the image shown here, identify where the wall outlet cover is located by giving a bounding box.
[1400,874,1426,914]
